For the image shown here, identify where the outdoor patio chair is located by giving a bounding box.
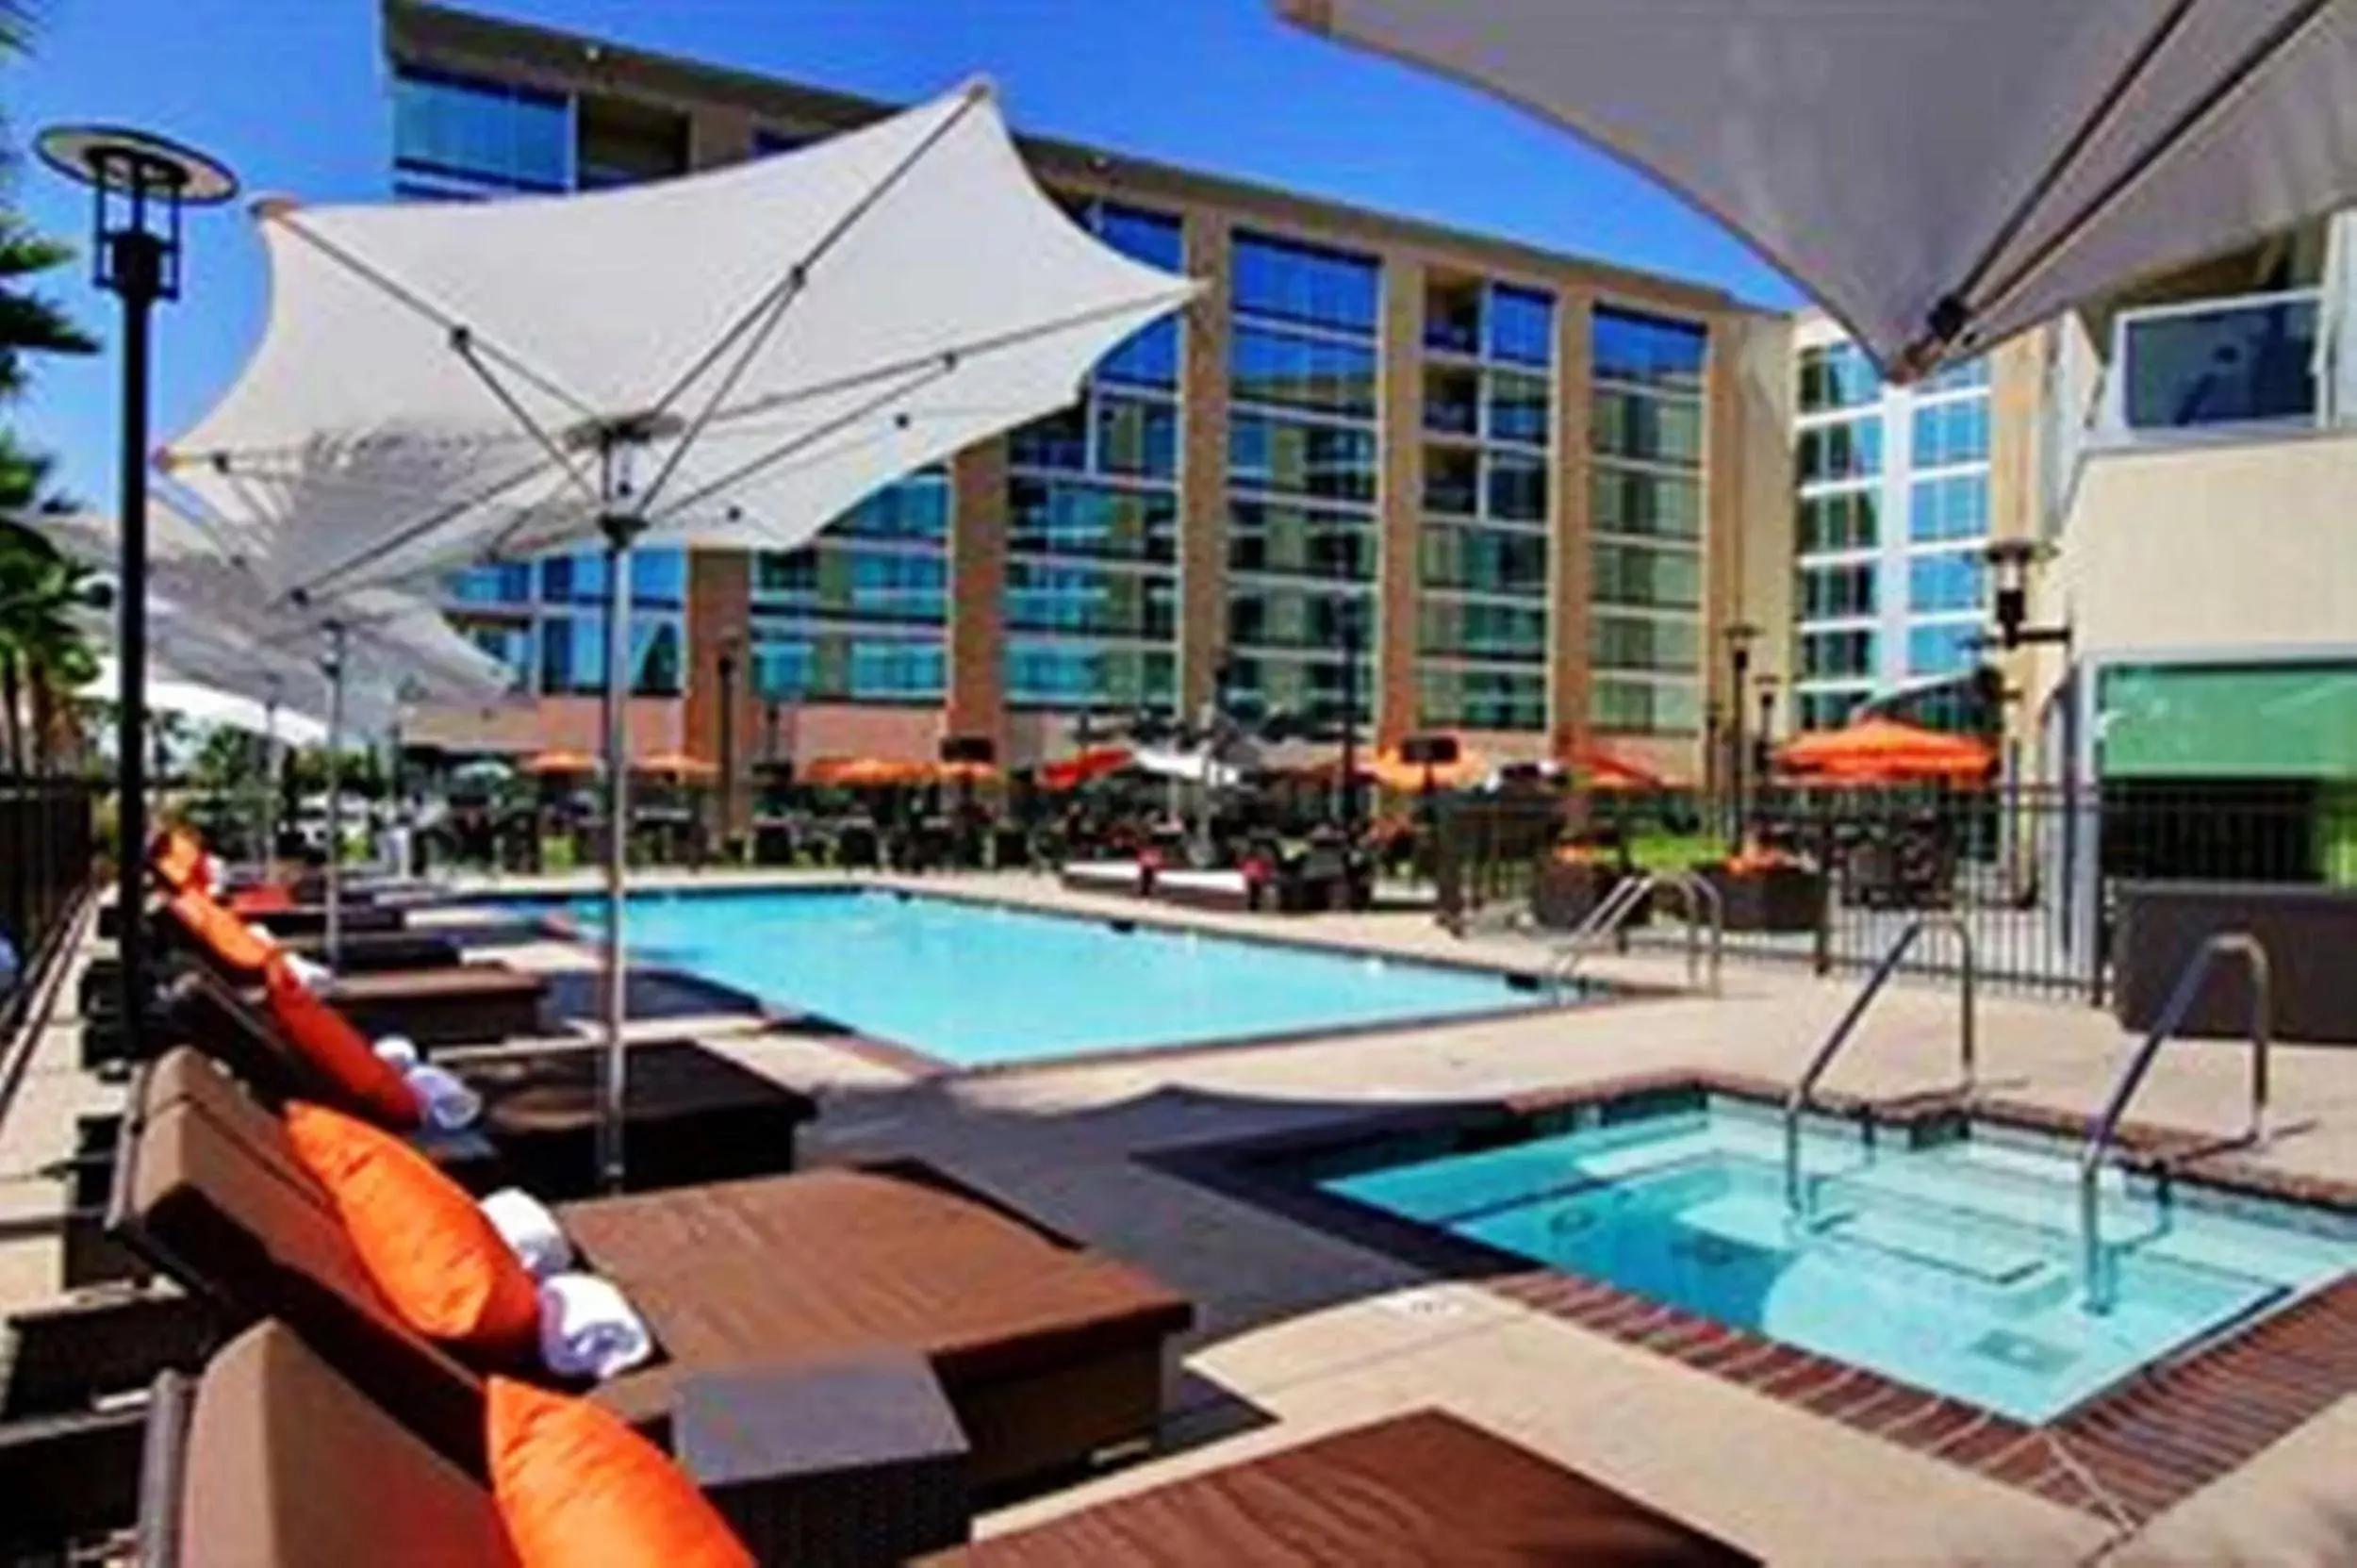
[109,1085,1194,1491]
[136,1319,1750,1568]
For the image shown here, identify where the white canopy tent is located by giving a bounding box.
[161,79,1199,1187]
[1278,0,2357,379]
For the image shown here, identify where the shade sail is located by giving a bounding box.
[1040,745,1133,790]
[84,660,329,747]
[1279,0,2357,378]
[160,78,1201,596]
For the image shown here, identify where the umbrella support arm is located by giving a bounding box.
[322,624,346,966]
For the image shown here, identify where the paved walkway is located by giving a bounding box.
[8,868,2357,1562]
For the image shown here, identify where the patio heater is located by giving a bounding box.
[37,125,237,1054]
[1722,620,1758,850]
[1983,539,2071,651]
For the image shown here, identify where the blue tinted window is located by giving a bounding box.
[1908,622,1980,677]
[1488,286,1555,367]
[1094,202,1183,270]
[1230,324,1377,417]
[536,613,683,696]
[1096,320,1178,388]
[752,635,812,699]
[847,638,946,700]
[1920,355,1989,392]
[1005,562,1175,637]
[1797,417,1883,483]
[629,548,684,606]
[1228,414,1376,503]
[453,619,534,690]
[1908,474,1989,542]
[445,562,533,605]
[1487,371,1550,446]
[1232,233,1379,334]
[392,66,569,196]
[1005,639,1177,710]
[1798,342,1880,413]
[829,474,949,541]
[1907,552,1984,613]
[1009,404,1089,471]
[1593,305,1706,388]
[1486,453,1548,522]
[1094,395,1178,478]
[1801,628,1877,679]
[1010,478,1177,562]
[1911,397,1990,468]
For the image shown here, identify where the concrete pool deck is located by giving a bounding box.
[8,867,2356,1562]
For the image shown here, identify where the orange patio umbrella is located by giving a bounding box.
[1777,718,1992,784]
[634,750,718,782]
[519,748,600,777]
[804,755,924,787]
[1364,741,1489,793]
[1569,745,1665,792]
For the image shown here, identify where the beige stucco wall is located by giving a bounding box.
[2058,430,2357,658]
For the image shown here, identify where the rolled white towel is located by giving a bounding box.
[537,1272,651,1380]
[282,953,335,990]
[243,921,286,955]
[403,1062,482,1131]
[480,1188,573,1279]
[371,1033,420,1071]
[203,854,228,890]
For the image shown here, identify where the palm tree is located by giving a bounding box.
[0,217,95,398]
[0,519,97,779]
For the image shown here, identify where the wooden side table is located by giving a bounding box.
[675,1351,970,1567]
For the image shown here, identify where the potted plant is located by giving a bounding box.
[1532,839,1637,930]
[1693,840,1822,933]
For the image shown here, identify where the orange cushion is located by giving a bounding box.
[486,1378,752,1568]
[152,830,207,895]
[284,1102,539,1363]
[227,883,297,916]
[170,890,280,979]
[263,956,422,1131]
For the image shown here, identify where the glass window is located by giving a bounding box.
[536,613,684,696]
[1092,201,1184,270]
[1796,416,1883,482]
[828,473,949,541]
[629,548,685,607]
[451,617,534,691]
[1004,561,1175,638]
[1795,341,1880,413]
[843,551,948,621]
[1907,552,1985,614]
[1228,413,1376,502]
[1797,561,1877,619]
[1795,490,1879,553]
[1485,452,1548,522]
[1006,640,1177,710]
[1920,355,1989,393]
[1485,371,1550,446]
[1590,676,1701,734]
[1222,652,1374,725]
[1230,324,1377,417]
[1012,478,1178,563]
[1591,541,1701,609]
[1420,523,1547,596]
[1908,622,1980,678]
[1592,305,1706,388]
[1800,628,1877,680]
[1010,404,1089,471]
[1487,285,1555,366]
[1419,666,1547,732]
[1418,599,1547,662]
[445,562,533,605]
[2117,295,2320,432]
[1093,395,1178,478]
[1425,447,1478,517]
[752,547,819,602]
[391,66,569,196]
[1910,396,1990,468]
[1908,473,1989,542]
[1231,232,1380,334]
[750,632,813,699]
[1590,613,1699,673]
[1229,500,1376,580]
[1592,466,1701,539]
[847,637,947,701]
[1592,389,1703,465]
[1796,688,1866,731]
[1228,585,1372,651]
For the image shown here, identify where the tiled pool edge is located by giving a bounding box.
[1147,1069,2357,1526]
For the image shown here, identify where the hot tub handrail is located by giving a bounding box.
[1782,915,1977,1218]
[2078,932,2270,1312]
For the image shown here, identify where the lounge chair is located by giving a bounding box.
[109,1082,1194,1490]
[138,1319,1752,1567]
[146,979,816,1197]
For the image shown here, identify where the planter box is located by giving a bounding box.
[1531,861,1640,931]
[1692,864,1823,933]
[2114,881,2357,1045]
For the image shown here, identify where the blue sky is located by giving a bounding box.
[6,0,1799,508]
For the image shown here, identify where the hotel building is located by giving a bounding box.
[384,1,1794,811]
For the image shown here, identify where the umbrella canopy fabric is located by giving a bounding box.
[1133,744,1245,788]
[159,79,1201,597]
[634,750,717,780]
[1278,0,2357,379]
[83,660,329,747]
[804,755,924,787]
[1778,718,1994,783]
[1572,746,1667,793]
[1364,744,1489,792]
[1040,745,1133,790]
[520,748,602,777]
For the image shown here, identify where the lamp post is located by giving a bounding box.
[1754,676,1779,781]
[1336,598,1364,839]
[1722,620,1758,850]
[716,632,739,859]
[37,125,236,1055]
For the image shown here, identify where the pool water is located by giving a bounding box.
[1326,1098,2354,1422]
[550,888,1544,1065]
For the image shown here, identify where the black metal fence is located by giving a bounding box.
[2,773,100,1010]
[1438,780,2357,1000]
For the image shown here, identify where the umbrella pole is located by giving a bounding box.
[260,684,280,885]
[323,622,346,967]
[597,507,639,1193]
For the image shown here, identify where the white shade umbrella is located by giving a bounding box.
[160,79,1198,1189]
[86,659,329,748]
[1280,0,2357,378]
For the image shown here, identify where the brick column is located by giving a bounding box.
[1550,289,1597,763]
[684,549,755,834]
[1376,251,1424,748]
[1178,209,1231,718]
[946,441,1009,758]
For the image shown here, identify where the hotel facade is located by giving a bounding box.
[384,1,1794,805]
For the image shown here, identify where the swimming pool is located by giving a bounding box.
[545,887,1550,1065]
[1317,1094,2353,1423]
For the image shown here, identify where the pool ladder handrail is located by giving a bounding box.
[1544,870,1722,999]
[1781,915,1978,1219]
[2078,932,2271,1313]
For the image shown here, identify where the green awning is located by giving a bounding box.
[2099,663,2357,780]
